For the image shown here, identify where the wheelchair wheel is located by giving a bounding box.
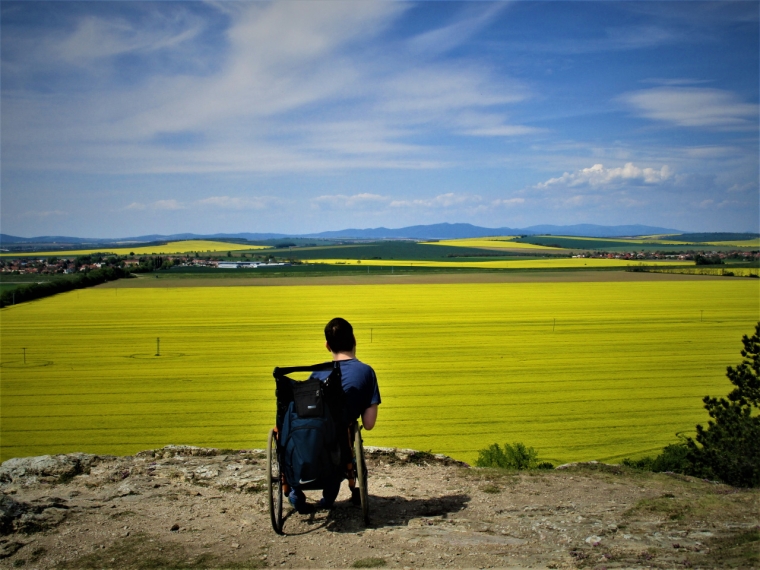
[353,426,370,525]
[267,428,283,534]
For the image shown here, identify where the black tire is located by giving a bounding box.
[267,428,283,534]
[354,426,369,525]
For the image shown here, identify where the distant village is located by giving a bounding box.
[0,254,292,275]
[0,249,757,276]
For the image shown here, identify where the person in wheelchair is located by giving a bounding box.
[287,317,381,513]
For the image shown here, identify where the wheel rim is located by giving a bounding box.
[355,427,369,524]
[268,429,283,533]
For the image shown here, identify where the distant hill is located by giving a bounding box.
[306,223,683,240]
[1,223,687,246]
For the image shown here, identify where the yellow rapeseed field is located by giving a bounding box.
[1,281,757,465]
[308,258,693,269]
[1,240,270,257]
[424,237,563,251]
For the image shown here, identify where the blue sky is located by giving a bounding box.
[1,1,758,238]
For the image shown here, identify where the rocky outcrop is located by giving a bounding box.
[0,446,757,569]
[0,453,106,486]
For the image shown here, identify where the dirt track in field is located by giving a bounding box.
[1,446,758,569]
[96,271,726,288]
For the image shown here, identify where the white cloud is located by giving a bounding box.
[124,202,146,211]
[535,163,672,189]
[620,87,758,129]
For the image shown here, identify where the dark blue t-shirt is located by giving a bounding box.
[311,359,381,422]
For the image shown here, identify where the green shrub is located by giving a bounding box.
[623,444,690,474]
[686,322,760,487]
[475,442,539,469]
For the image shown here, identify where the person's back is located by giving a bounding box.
[287,317,380,513]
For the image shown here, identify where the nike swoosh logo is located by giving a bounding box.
[299,478,317,485]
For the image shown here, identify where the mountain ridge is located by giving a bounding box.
[1,223,688,245]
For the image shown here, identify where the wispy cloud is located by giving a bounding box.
[197,195,281,210]
[2,2,537,175]
[492,198,525,207]
[390,192,481,209]
[620,87,758,130]
[407,3,507,56]
[123,199,183,211]
[20,209,68,218]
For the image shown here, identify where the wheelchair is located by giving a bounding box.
[267,362,369,534]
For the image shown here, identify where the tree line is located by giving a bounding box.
[0,266,130,308]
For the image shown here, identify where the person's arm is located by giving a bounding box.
[362,404,378,430]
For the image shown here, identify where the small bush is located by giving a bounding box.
[652,443,690,473]
[622,444,690,474]
[475,442,539,469]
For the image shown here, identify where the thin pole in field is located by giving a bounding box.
[553,318,556,332]
[701,310,703,322]
[156,337,160,357]
[371,328,373,343]
[22,348,26,364]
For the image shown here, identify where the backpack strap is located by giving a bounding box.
[273,362,341,428]
[273,361,335,378]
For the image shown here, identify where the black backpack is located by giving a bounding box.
[273,362,347,490]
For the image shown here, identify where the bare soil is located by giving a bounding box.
[96,271,724,289]
[1,446,758,569]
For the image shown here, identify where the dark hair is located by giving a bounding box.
[324,317,355,353]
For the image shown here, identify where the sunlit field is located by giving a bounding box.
[1,281,757,465]
[424,237,564,251]
[307,258,693,269]
[0,240,270,257]
[706,239,760,247]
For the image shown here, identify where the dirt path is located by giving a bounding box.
[1,446,757,569]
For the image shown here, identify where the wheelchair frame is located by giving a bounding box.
[268,364,370,534]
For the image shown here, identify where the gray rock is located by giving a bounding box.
[0,453,102,484]
[0,495,68,536]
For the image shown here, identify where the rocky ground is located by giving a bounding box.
[0,446,758,569]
